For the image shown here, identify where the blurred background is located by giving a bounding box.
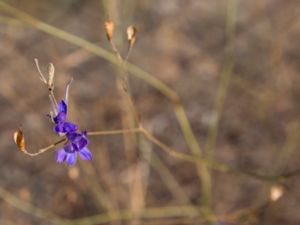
[0,0,300,224]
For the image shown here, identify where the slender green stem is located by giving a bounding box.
[174,103,212,209]
[205,0,237,159]
[0,183,280,225]
[0,186,200,225]
[66,205,200,225]
[202,2,237,221]
[0,187,67,225]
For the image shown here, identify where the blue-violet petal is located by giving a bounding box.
[63,122,78,133]
[56,149,67,163]
[66,152,77,166]
[53,112,67,124]
[57,100,67,114]
[78,147,92,161]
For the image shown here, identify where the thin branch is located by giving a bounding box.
[23,138,66,157]
[88,126,300,182]
[106,29,190,204]
[109,39,123,62]
[87,128,141,136]
[22,129,141,157]
[107,30,140,123]
[17,126,300,182]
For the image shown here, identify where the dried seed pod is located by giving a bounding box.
[13,128,26,152]
[270,185,283,202]
[104,20,114,41]
[47,63,55,91]
[127,25,137,47]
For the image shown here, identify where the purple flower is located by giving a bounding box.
[53,100,67,123]
[50,80,92,166]
[56,131,92,166]
[53,101,78,135]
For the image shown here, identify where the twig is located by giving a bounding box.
[23,138,66,157]
[108,23,191,207]
[20,125,300,182]
[105,18,149,223]
[88,126,300,182]
[88,128,141,136]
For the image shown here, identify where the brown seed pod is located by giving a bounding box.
[127,25,137,47]
[13,128,26,152]
[47,63,55,91]
[104,20,114,41]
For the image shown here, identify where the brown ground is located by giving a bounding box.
[0,0,300,225]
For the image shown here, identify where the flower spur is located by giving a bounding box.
[53,100,78,135]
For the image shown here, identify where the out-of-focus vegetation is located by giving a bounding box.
[0,0,300,224]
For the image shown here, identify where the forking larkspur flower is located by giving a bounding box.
[56,130,92,166]
[50,81,92,166]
